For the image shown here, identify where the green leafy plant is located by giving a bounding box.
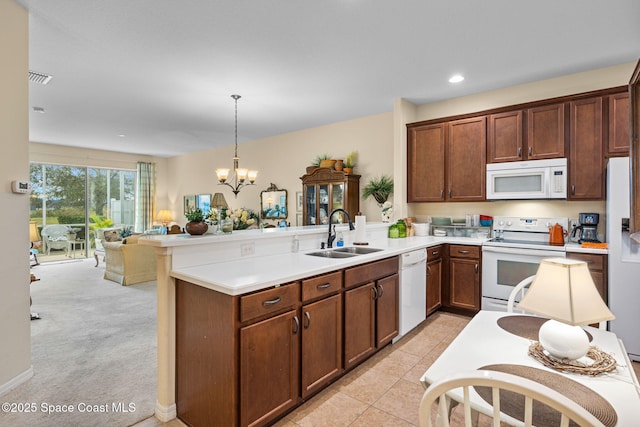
[344,151,357,168]
[89,214,114,230]
[186,208,205,222]
[362,175,394,205]
[311,153,331,167]
[119,225,133,238]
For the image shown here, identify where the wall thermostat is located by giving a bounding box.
[11,180,32,194]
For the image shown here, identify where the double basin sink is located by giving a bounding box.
[306,246,383,258]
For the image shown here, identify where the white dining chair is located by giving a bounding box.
[418,370,605,427]
[506,275,536,313]
[507,274,606,330]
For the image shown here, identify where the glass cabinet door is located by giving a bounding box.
[305,185,317,225]
[319,184,330,224]
[331,183,344,223]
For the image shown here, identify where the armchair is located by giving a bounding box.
[103,235,156,285]
[40,225,70,255]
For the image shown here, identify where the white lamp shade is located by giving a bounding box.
[156,210,174,224]
[235,168,248,181]
[216,168,230,182]
[518,258,615,326]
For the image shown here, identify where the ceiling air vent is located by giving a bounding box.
[29,70,53,85]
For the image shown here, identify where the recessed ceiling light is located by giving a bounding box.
[32,106,46,113]
[118,134,126,138]
[449,74,464,83]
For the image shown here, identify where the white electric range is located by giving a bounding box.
[481,216,568,311]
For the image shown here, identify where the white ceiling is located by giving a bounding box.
[19,0,640,158]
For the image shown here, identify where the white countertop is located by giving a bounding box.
[170,235,483,296]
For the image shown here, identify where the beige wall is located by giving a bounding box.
[0,0,31,389]
[402,62,637,240]
[165,112,394,226]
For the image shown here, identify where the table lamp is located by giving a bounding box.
[517,258,615,360]
[211,192,228,234]
[157,210,174,226]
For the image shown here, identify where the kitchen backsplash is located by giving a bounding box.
[408,200,606,240]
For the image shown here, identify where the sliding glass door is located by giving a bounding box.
[30,163,136,262]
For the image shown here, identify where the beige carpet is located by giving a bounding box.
[1,258,157,427]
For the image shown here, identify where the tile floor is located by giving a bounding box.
[135,311,640,427]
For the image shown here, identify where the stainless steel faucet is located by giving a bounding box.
[327,209,355,248]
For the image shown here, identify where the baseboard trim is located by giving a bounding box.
[0,366,34,397]
[155,401,177,422]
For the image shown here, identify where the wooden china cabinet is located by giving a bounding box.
[300,168,360,225]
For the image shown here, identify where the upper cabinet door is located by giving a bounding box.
[447,116,486,201]
[608,92,631,156]
[487,110,523,163]
[569,97,604,200]
[526,103,566,160]
[407,123,446,202]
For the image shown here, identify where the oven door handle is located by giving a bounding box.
[482,245,565,257]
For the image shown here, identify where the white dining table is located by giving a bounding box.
[420,310,640,426]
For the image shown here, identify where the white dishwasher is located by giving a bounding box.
[395,248,427,342]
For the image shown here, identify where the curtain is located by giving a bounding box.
[135,162,156,233]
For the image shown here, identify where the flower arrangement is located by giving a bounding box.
[220,207,259,230]
[185,207,205,222]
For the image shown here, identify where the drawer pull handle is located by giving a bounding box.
[263,297,281,306]
[372,286,378,300]
[317,283,332,289]
[432,250,439,256]
[518,147,522,157]
[440,190,444,199]
[528,146,532,156]
[304,311,311,329]
[475,264,478,274]
[458,250,470,254]
[293,315,299,334]
[377,284,384,298]
[427,266,431,276]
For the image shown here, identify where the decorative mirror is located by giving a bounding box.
[260,183,288,220]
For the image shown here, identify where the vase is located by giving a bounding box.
[334,159,344,171]
[381,202,393,223]
[185,221,208,235]
[221,219,233,234]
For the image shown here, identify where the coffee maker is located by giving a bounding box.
[570,212,600,243]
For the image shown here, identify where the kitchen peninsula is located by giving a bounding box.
[140,223,485,426]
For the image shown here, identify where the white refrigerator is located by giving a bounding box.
[607,157,640,362]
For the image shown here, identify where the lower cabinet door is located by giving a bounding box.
[344,282,376,370]
[376,273,399,346]
[240,309,299,427]
[301,293,343,398]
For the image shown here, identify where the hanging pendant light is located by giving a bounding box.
[215,94,257,197]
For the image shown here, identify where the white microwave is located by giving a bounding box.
[486,158,567,200]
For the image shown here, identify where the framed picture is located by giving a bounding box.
[184,195,196,215]
[296,191,303,212]
[196,193,212,215]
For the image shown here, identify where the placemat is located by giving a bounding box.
[497,315,593,342]
[475,364,616,427]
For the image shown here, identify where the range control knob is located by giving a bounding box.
[506,221,512,227]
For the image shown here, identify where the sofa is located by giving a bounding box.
[103,234,157,285]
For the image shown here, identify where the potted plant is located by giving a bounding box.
[362,175,394,222]
[343,151,357,174]
[185,208,208,235]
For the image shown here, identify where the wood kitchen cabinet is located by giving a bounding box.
[407,123,446,202]
[526,103,566,160]
[445,245,481,314]
[426,245,443,316]
[569,96,604,200]
[566,252,608,303]
[607,92,630,156]
[448,117,487,201]
[406,117,485,202]
[487,110,523,163]
[300,168,360,225]
[176,256,400,426]
[344,257,399,369]
[300,271,343,398]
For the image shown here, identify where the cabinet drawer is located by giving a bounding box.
[427,245,444,261]
[449,245,480,259]
[240,282,300,322]
[567,253,604,271]
[302,270,343,302]
[345,256,398,288]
